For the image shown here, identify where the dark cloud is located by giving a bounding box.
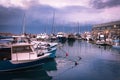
[0,3,59,33]
[0,6,26,33]
[27,4,56,18]
[0,6,24,25]
[91,0,120,9]
[1,1,117,33]
[0,2,98,27]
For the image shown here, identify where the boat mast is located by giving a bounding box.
[77,22,80,34]
[22,13,26,35]
[52,11,55,34]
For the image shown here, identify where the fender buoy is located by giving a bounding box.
[75,61,78,66]
[66,53,68,56]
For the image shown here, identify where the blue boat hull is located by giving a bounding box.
[0,57,50,72]
[47,47,57,58]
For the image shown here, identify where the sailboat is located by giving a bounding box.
[75,22,82,40]
[50,11,57,42]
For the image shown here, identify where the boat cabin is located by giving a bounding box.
[0,43,39,61]
[11,43,37,61]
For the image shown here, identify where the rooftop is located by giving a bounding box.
[93,20,120,27]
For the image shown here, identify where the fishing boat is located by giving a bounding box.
[35,44,57,58]
[0,43,51,72]
[67,33,75,41]
[95,34,108,46]
[31,41,58,58]
[11,34,58,58]
[112,38,120,49]
[49,34,57,42]
[57,32,67,43]
[86,33,93,41]
[36,33,49,41]
[75,33,82,40]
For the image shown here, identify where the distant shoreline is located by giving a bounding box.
[0,32,15,36]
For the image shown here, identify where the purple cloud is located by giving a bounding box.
[91,0,120,9]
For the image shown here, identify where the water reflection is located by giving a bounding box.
[53,40,120,80]
[58,39,66,44]
[0,59,58,80]
[43,59,57,71]
[0,67,52,80]
[67,40,75,47]
[111,47,120,54]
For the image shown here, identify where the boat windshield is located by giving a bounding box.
[12,45,33,53]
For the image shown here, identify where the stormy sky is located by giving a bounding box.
[0,0,120,34]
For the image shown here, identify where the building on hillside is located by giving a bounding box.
[91,21,120,45]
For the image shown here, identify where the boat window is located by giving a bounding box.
[12,45,32,53]
[0,48,11,60]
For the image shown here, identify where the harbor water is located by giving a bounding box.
[0,40,120,80]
